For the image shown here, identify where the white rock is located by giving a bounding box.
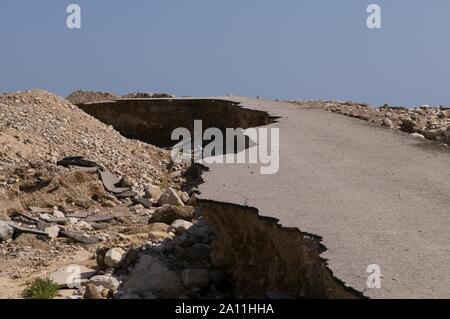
[44,225,60,239]
[180,192,190,204]
[181,269,210,289]
[89,275,120,291]
[74,221,93,231]
[411,133,425,139]
[170,219,193,235]
[53,210,65,218]
[48,265,97,288]
[104,248,126,268]
[158,188,185,207]
[123,255,181,293]
[0,221,14,242]
[68,218,79,225]
[145,185,162,201]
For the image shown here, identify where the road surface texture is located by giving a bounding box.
[197,97,450,299]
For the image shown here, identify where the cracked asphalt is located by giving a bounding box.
[198,97,450,299]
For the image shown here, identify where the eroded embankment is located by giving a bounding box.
[199,200,363,299]
[77,99,275,147]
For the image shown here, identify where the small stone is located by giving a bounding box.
[170,220,193,235]
[53,210,65,218]
[145,185,162,201]
[149,205,194,224]
[74,221,93,231]
[44,225,60,239]
[13,234,50,250]
[411,133,425,139]
[48,265,97,289]
[89,275,120,291]
[95,247,109,270]
[148,231,172,242]
[382,118,394,128]
[180,192,190,204]
[158,188,185,206]
[39,213,52,222]
[181,269,210,289]
[148,222,170,233]
[84,284,105,299]
[0,221,14,242]
[104,248,126,268]
[101,288,113,299]
[400,118,417,133]
[68,218,79,225]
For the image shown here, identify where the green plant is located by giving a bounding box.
[22,278,59,299]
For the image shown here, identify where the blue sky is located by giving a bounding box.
[1,0,449,106]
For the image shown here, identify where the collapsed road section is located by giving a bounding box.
[77,98,275,147]
[77,96,450,299]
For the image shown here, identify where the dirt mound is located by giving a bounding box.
[0,90,171,186]
[66,90,118,104]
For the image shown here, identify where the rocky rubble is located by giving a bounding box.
[0,90,172,184]
[0,89,228,299]
[62,188,230,300]
[299,100,450,145]
[122,92,176,99]
[66,90,176,105]
[66,90,119,104]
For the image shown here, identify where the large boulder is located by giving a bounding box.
[149,205,194,224]
[0,221,14,242]
[123,255,182,294]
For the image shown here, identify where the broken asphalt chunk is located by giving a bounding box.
[132,196,152,209]
[66,212,90,219]
[98,169,131,194]
[28,206,53,214]
[57,156,101,168]
[115,190,138,198]
[10,210,42,225]
[8,223,50,237]
[59,230,101,245]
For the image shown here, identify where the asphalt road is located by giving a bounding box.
[197,97,450,299]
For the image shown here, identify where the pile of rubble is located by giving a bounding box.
[38,187,229,300]
[300,100,450,145]
[0,90,227,299]
[65,90,119,104]
[0,90,176,187]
